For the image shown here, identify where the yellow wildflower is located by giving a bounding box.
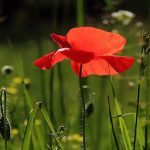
[7,87,18,94]
[13,77,22,85]
[11,128,18,137]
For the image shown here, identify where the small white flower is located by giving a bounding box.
[111,10,135,25]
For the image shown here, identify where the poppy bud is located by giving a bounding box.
[85,103,94,117]
[0,116,11,141]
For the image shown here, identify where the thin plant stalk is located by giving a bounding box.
[133,83,141,150]
[133,32,149,150]
[79,64,86,150]
[107,96,120,150]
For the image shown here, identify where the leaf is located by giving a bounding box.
[115,98,132,150]
[21,102,39,150]
[21,102,63,150]
[40,104,63,149]
[110,77,132,150]
[133,114,145,150]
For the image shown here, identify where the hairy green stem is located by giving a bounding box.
[79,64,86,150]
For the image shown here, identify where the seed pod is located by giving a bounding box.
[0,116,11,141]
[85,103,94,117]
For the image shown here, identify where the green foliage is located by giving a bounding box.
[115,99,132,150]
[22,102,63,150]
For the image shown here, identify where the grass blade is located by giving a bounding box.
[107,96,120,150]
[133,114,144,150]
[21,102,39,150]
[22,102,63,150]
[110,77,132,150]
[40,104,63,149]
[115,98,132,150]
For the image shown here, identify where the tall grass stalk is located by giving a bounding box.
[79,64,86,150]
[133,82,141,150]
[133,32,150,150]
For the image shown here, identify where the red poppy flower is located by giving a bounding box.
[33,27,134,77]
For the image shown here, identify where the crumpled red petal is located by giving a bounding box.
[33,48,94,70]
[51,34,70,48]
[71,55,134,77]
[67,27,126,55]
[33,50,69,70]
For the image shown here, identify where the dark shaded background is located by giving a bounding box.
[0,0,149,41]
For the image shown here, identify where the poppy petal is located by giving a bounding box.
[33,48,94,70]
[33,49,69,70]
[99,55,135,73]
[62,49,94,63]
[51,34,70,48]
[71,56,134,77]
[67,27,126,55]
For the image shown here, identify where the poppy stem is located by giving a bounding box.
[79,64,86,150]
